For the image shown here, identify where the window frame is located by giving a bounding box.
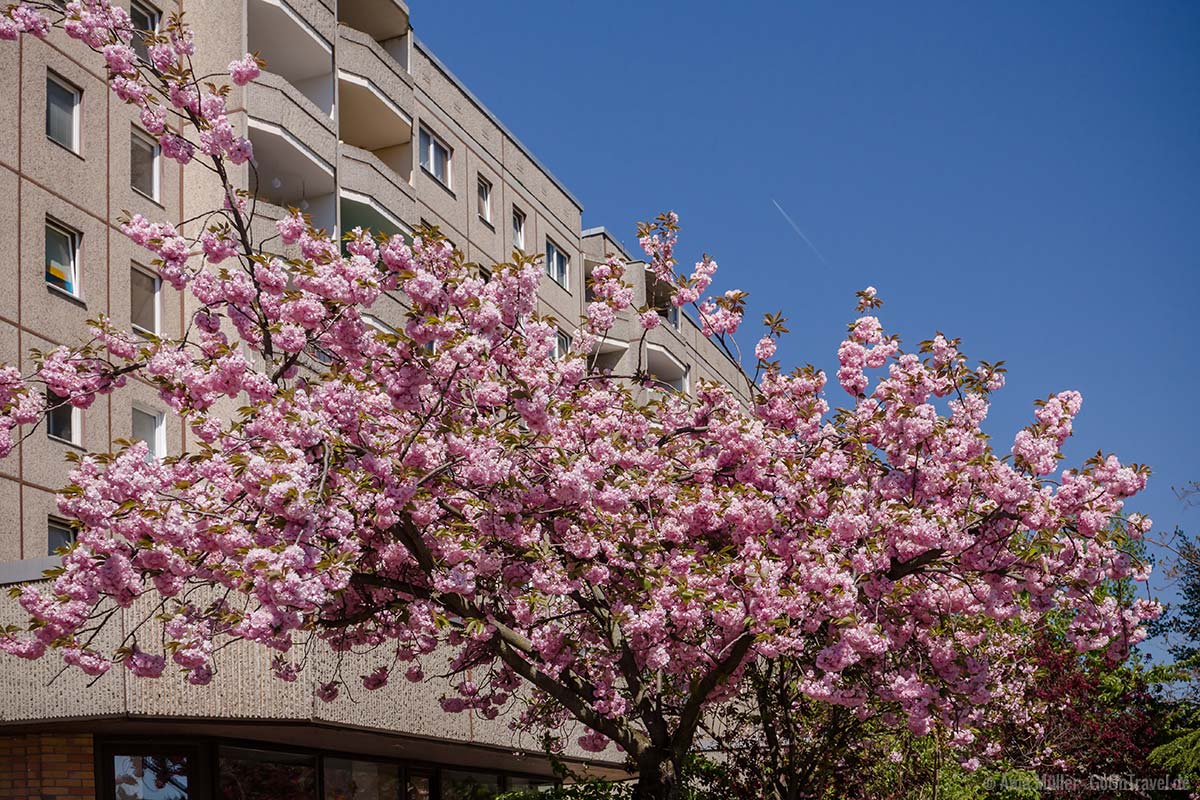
[45,217,81,298]
[544,238,569,290]
[131,404,166,461]
[418,126,452,188]
[477,174,492,225]
[45,71,81,153]
[130,264,161,337]
[95,735,547,800]
[129,0,161,64]
[512,207,526,251]
[98,739,211,800]
[553,330,572,360]
[130,126,161,201]
[45,389,81,446]
[47,516,75,556]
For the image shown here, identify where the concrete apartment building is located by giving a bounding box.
[0,1,747,798]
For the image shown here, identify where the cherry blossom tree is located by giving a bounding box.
[0,4,1162,798]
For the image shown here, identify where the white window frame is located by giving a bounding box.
[418,127,451,187]
[129,0,160,62]
[363,314,396,336]
[130,264,160,336]
[553,331,572,360]
[512,207,526,251]
[45,217,81,298]
[47,516,75,555]
[545,238,569,290]
[477,175,492,224]
[46,71,81,153]
[131,404,166,461]
[45,390,81,446]
[130,127,161,201]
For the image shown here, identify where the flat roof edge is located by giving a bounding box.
[413,37,584,213]
[581,226,633,261]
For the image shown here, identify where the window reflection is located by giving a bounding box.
[324,757,401,800]
[112,754,191,800]
[219,747,318,800]
[405,772,432,800]
[442,770,500,800]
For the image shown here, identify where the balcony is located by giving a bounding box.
[340,190,408,246]
[644,268,681,330]
[339,145,415,235]
[588,337,628,374]
[646,343,690,395]
[337,25,414,184]
[246,72,337,232]
[338,0,411,71]
[248,0,335,115]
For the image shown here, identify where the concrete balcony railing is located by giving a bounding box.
[339,144,415,234]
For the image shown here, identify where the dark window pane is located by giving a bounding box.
[442,770,500,800]
[405,774,431,800]
[112,753,192,799]
[131,268,158,333]
[47,76,77,149]
[132,408,160,460]
[46,390,74,442]
[47,519,74,555]
[130,2,158,63]
[418,129,431,170]
[323,758,400,800]
[219,747,318,800]
[131,133,158,198]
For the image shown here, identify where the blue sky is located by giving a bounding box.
[415,1,1200,646]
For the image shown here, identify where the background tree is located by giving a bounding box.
[0,4,1162,799]
[1147,526,1200,789]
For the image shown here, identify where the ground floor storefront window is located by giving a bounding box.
[99,738,545,800]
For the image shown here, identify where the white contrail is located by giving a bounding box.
[771,198,829,267]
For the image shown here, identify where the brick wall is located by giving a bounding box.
[0,733,94,800]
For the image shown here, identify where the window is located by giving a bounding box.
[219,747,317,800]
[406,771,433,800]
[129,1,160,63]
[512,207,526,251]
[46,72,80,152]
[477,175,492,224]
[443,770,501,800]
[131,128,160,200]
[545,239,569,289]
[46,218,80,296]
[418,127,451,186]
[105,746,202,800]
[46,390,80,445]
[323,758,401,800]
[47,518,74,555]
[131,266,160,335]
[132,406,164,460]
[553,330,571,360]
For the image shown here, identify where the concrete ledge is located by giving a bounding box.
[0,556,57,586]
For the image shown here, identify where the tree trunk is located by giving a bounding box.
[632,752,682,800]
